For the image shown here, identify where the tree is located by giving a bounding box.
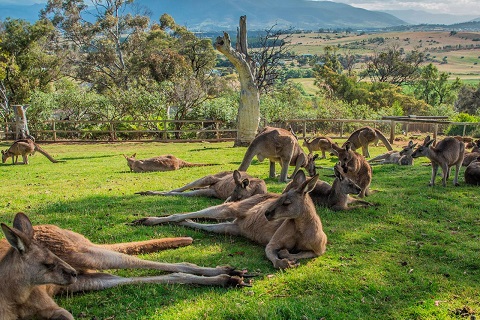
[42,0,151,92]
[413,63,461,107]
[455,83,480,115]
[363,45,424,85]
[0,18,61,136]
[215,16,260,147]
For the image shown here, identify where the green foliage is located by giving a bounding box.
[455,83,480,115]
[0,141,478,319]
[413,64,462,107]
[445,113,480,136]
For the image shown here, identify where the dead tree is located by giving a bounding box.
[215,16,260,147]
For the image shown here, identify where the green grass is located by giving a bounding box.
[0,141,478,319]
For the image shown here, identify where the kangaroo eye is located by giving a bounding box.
[44,263,56,271]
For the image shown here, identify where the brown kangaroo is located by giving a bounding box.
[1,139,60,164]
[464,156,480,185]
[343,126,393,158]
[136,170,267,202]
[283,166,372,211]
[124,153,215,172]
[332,141,372,198]
[368,140,417,165]
[132,174,327,269]
[411,136,465,187]
[462,141,480,167]
[0,213,245,320]
[238,126,317,182]
[302,136,336,159]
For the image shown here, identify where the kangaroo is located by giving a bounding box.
[411,136,465,187]
[1,139,60,164]
[464,156,480,185]
[136,170,267,202]
[0,213,245,320]
[124,153,215,172]
[462,141,480,167]
[368,140,417,165]
[238,126,318,182]
[332,141,372,198]
[302,136,336,159]
[283,166,372,211]
[132,173,327,269]
[343,126,393,158]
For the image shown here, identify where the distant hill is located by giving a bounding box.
[382,9,478,25]
[0,0,406,30]
[141,0,407,30]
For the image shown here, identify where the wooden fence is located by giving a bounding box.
[1,118,479,143]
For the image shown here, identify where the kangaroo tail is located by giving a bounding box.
[185,162,218,167]
[238,145,257,172]
[34,143,60,163]
[100,237,193,254]
[374,129,393,151]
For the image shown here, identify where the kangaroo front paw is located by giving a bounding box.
[274,258,299,269]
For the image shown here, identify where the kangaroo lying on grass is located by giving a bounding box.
[302,136,336,159]
[343,126,393,158]
[124,153,215,172]
[1,139,60,164]
[462,140,480,167]
[238,126,318,182]
[136,170,267,202]
[464,156,480,185]
[332,141,372,198]
[132,173,327,269]
[411,136,465,187]
[368,141,417,165]
[0,213,246,320]
[284,166,373,211]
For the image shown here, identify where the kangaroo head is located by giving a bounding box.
[1,212,77,287]
[123,153,137,171]
[333,143,355,172]
[411,136,435,158]
[304,153,319,177]
[265,171,318,221]
[334,163,361,195]
[228,170,252,202]
[400,141,417,156]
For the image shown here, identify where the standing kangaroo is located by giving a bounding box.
[368,141,417,165]
[238,126,318,182]
[136,170,267,202]
[332,141,372,198]
[1,139,60,164]
[283,166,372,211]
[411,136,465,187]
[344,126,393,158]
[302,136,336,159]
[0,213,245,320]
[124,153,215,172]
[132,173,327,269]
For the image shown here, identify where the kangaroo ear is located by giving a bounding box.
[426,139,436,147]
[333,164,343,180]
[13,212,34,239]
[345,141,352,151]
[132,153,136,158]
[312,154,319,160]
[408,141,413,147]
[233,170,241,183]
[423,136,431,145]
[241,178,250,188]
[300,174,319,194]
[291,169,306,187]
[1,223,30,254]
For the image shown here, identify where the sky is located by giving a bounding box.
[1,0,480,16]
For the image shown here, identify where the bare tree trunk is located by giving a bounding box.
[215,16,260,147]
[13,105,31,140]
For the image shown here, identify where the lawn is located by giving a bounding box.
[0,140,478,319]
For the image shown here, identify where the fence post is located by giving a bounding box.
[462,124,467,137]
[389,120,395,143]
[216,121,220,140]
[433,123,438,141]
[52,120,57,142]
[340,122,344,138]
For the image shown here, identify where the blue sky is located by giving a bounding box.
[1,0,479,16]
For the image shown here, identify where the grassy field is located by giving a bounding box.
[289,30,480,81]
[0,140,479,319]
